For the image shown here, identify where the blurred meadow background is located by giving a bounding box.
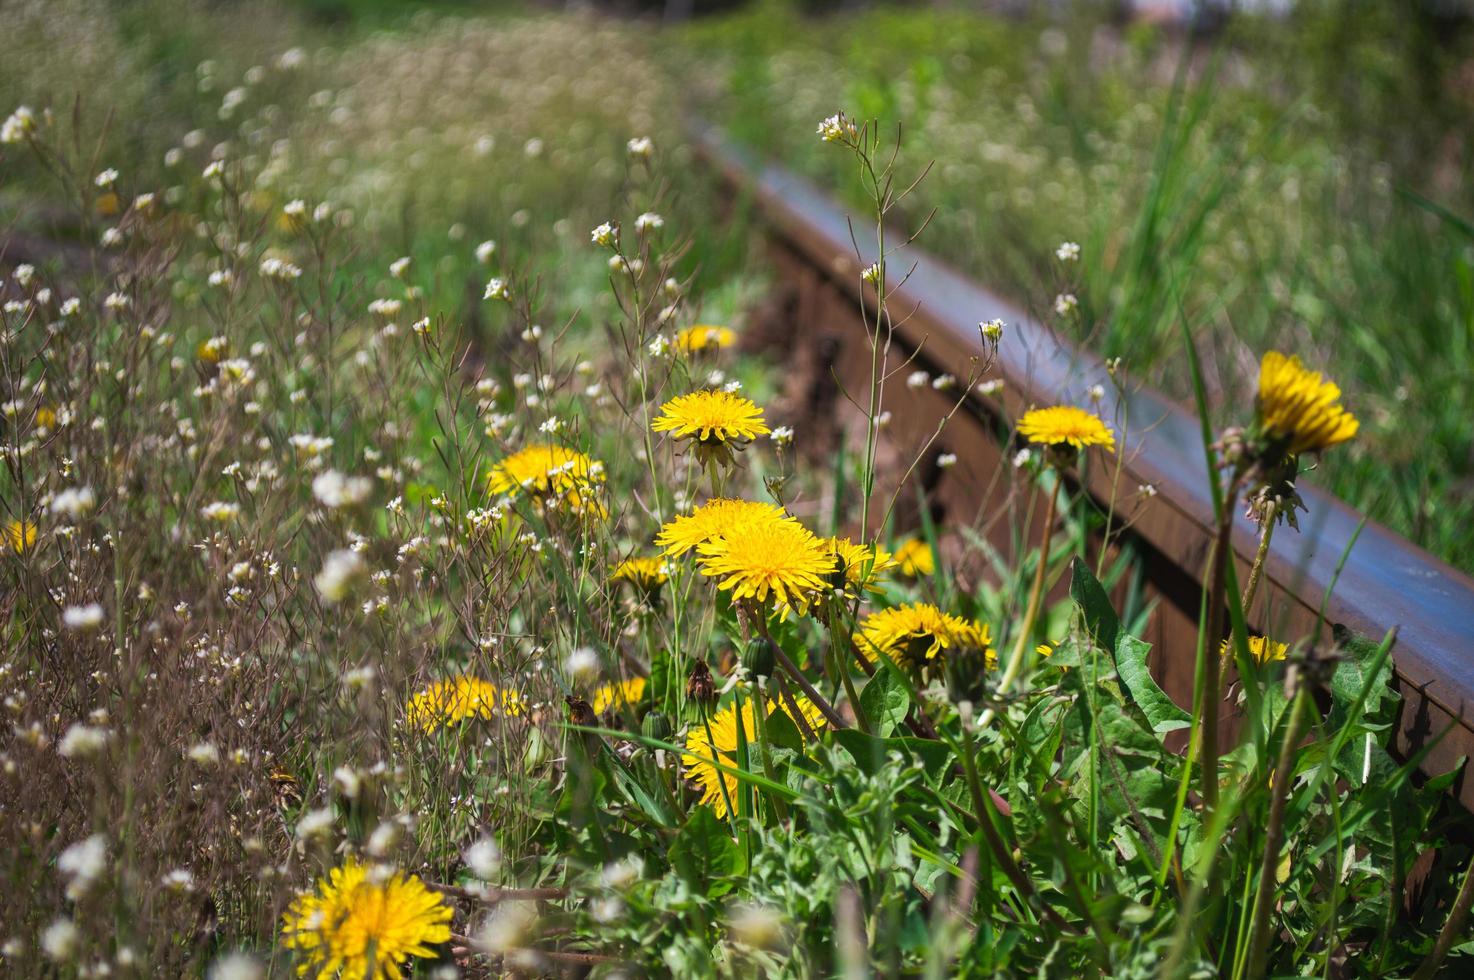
[4,0,1473,977]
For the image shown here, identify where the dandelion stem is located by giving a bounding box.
[1243,667,1311,978]
[755,615,848,730]
[980,478,1058,731]
[1241,502,1276,615]
[1201,475,1244,812]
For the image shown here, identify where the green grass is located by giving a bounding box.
[670,1,1474,569]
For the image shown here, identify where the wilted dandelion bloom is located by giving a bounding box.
[1255,351,1359,457]
[854,602,993,670]
[281,859,452,980]
[892,538,936,577]
[1017,405,1115,466]
[696,517,835,615]
[6,519,37,553]
[610,556,670,596]
[656,498,789,557]
[684,695,827,818]
[592,676,647,715]
[1221,635,1289,666]
[487,444,604,514]
[675,324,735,353]
[652,389,770,468]
[404,677,522,733]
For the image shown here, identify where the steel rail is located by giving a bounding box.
[690,122,1474,808]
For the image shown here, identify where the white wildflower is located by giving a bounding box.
[62,604,105,632]
[314,549,366,603]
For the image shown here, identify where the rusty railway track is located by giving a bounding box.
[691,123,1474,809]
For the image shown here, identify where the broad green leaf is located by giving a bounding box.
[1114,633,1191,734]
[859,667,911,737]
[669,805,740,895]
[1069,557,1120,653]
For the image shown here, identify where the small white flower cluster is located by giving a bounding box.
[200,501,241,523]
[315,549,367,603]
[483,277,510,301]
[590,221,618,248]
[1056,241,1081,262]
[62,604,105,632]
[312,470,373,509]
[1054,293,1078,316]
[817,112,857,144]
[50,486,96,519]
[1,105,38,144]
[259,257,302,281]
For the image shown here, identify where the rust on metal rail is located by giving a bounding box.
[691,123,1474,807]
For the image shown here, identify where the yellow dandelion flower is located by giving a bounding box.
[655,498,789,557]
[652,390,770,468]
[1255,351,1358,456]
[854,602,993,670]
[696,518,836,614]
[7,519,38,554]
[592,676,647,715]
[488,444,604,514]
[683,694,827,819]
[95,192,120,217]
[281,858,452,980]
[823,537,896,594]
[1221,635,1289,666]
[1017,405,1116,454]
[893,537,936,577]
[610,556,670,593]
[404,677,522,733]
[675,324,735,353]
[34,405,57,432]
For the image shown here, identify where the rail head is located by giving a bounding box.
[690,120,1474,804]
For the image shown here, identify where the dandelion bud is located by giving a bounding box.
[740,639,776,679]
[641,711,672,742]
